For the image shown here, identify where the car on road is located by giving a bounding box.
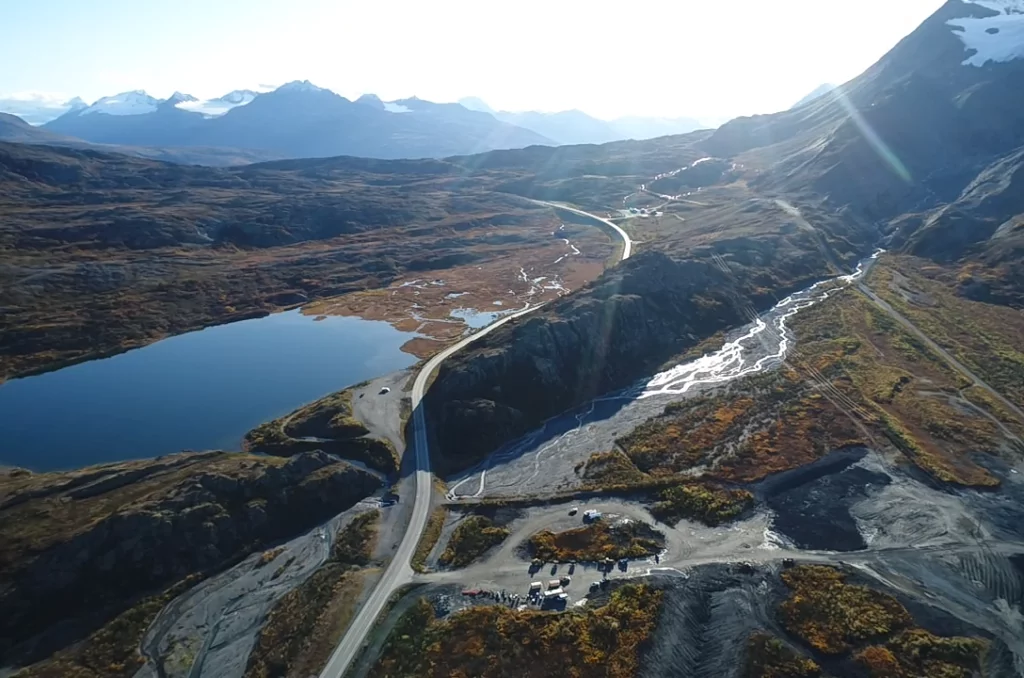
[550,563,558,575]
[568,562,576,574]
[568,506,578,516]
[379,387,391,395]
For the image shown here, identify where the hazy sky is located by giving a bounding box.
[2,0,946,122]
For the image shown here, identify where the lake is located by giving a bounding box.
[0,310,419,472]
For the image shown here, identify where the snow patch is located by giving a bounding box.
[383,102,412,113]
[949,1,1024,66]
[80,91,159,116]
[176,90,257,117]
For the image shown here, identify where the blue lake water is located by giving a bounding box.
[0,310,419,472]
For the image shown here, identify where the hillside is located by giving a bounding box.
[0,141,598,379]
[0,451,381,668]
[422,0,1024,470]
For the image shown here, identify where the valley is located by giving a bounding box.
[2,1,1024,677]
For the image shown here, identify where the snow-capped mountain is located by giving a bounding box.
[702,0,1024,234]
[42,81,552,160]
[275,80,324,94]
[80,91,162,117]
[165,92,198,105]
[0,94,86,125]
[174,90,258,117]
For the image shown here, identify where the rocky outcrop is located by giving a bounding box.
[0,450,381,665]
[244,388,399,475]
[424,252,748,474]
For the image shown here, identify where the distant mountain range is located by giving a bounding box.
[32,81,552,161]
[458,97,706,144]
[0,95,86,125]
[0,85,709,164]
[0,110,282,166]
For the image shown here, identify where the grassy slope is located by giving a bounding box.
[617,276,1020,488]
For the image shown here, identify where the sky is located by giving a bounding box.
[1,0,947,123]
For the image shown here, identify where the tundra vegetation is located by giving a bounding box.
[438,516,511,568]
[528,521,664,563]
[744,633,822,678]
[410,507,449,573]
[369,583,663,678]
[650,482,754,527]
[244,388,399,475]
[778,566,987,677]
[618,283,1021,489]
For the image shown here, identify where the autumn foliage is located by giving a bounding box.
[370,584,663,678]
[439,515,510,568]
[777,565,988,677]
[745,633,822,678]
[855,629,988,678]
[651,482,753,526]
[528,521,664,562]
[779,566,912,655]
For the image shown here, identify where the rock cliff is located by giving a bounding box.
[424,252,748,474]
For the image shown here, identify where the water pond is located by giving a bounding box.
[0,310,418,471]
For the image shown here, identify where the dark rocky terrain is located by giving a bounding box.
[0,451,381,667]
[425,252,754,473]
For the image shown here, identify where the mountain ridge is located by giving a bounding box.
[42,82,553,160]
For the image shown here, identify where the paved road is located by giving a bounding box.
[318,205,633,678]
[535,200,634,260]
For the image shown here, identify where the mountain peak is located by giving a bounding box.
[166,92,198,105]
[458,97,495,114]
[791,84,836,109]
[276,80,324,94]
[65,96,87,110]
[356,93,385,110]
[214,90,258,104]
[80,91,160,117]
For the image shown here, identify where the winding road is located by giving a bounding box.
[534,200,634,260]
[317,203,633,678]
